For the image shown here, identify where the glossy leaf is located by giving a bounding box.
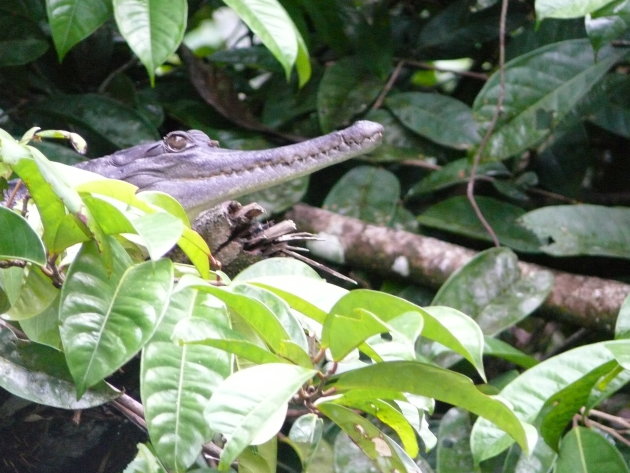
[19,295,63,350]
[432,248,553,336]
[436,408,480,473]
[586,0,630,50]
[317,57,383,132]
[288,414,324,469]
[234,257,322,282]
[386,92,480,149]
[555,427,630,473]
[123,443,168,473]
[588,74,630,138]
[519,204,630,258]
[473,39,625,160]
[470,340,630,462]
[142,288,231,472]
[484,337,538,369]
[205,363,316,469]
[330,361,535,453]
[418,196,543,252]
[60,239,173,396]
[0,207,46,264]
[46,0,111,59]
[0,328,118,409]
[1,266,59,320]
[323,166,400,226]
[536,0,616,19]
[224,0,310,85]
[113,0,187,84]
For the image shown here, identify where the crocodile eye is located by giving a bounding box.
[165,133,188,151]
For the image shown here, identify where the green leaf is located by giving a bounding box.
[113,0,187,84]
[432,248,553,336]
[142,288,231,472]
[536,0,617,19]
[323,166,400,226]
[60,239,173,396]
[519,204,630,258]
[588,74,630,138]
[234,257,322,282]
[319,403,422,473]
[288,414,324,469]
[205,363,316,469]
[330,361,535,454]
[1,266,59,320]
[223,0,310,84]
[0,14,48,65]
[470,340,630,462]
[317,56,383,132]
[484,337,538,369]
[556,427,630,473]
[0,328,118,409]
[418,196,543,253]
[615,293,630,339]
[436,408,480,473]
[586,0,630,50]
[473,39,626,160]
[19,294,63,350]
[386,92,480,149]
[0,207,46,265]
[407,158,509,197]
[46,0,111,60]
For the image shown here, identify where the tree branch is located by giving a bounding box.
[287,204,628,332]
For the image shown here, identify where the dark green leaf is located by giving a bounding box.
[436,408,480,473]
[113,0,187,84]
[19,295,63,350]
[46,0,111,60]
[586,0,630,50]
[386,92,480,150]
[317,57,383,132]
[0,14,48,65]
[556,427,630,473]
[418,196,543,253]
[432,248,553,336]
[519,204,630,258]
[0,328,118,409]
[473,39,626,160]
[0,207,46,265]
[484,337,538,369]
[323,166,400,226]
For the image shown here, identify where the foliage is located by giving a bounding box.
[0,0,630,472]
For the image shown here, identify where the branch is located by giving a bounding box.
[287,204,628,332]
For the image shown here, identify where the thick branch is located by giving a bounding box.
[287,204,629,332]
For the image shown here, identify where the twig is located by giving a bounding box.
[372,59,405,110]
[465,0,509,248]
[397,58,489,80]
[589,409,630,429]
[4,179,23,209]
[583,417,630,448]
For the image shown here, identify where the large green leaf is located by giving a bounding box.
[317,56,383,132]
[223,0,310,85]
[46,0,111,60]
[519,204,630,258]
[555,427,630,473]
[432,248,553,336]
[330,361,535,454]
[288,414,324,470]
[0,328,118,409]
[0,207,46,265]
[60,239,173,396]
[142,288,231,472]
[473,39,626,160]
[536,0,617,19]
[323,166,400,226]
[123,443,168,473]
[0,14,48,65]
[470,340,630,462]
[418,196,543,252]
[586,0,630,50]
[386,92,480,150]
[205,363,316,469]
[1,266,59,320]
[113,0,187,84]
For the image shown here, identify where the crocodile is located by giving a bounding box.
[73,120,383,218]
